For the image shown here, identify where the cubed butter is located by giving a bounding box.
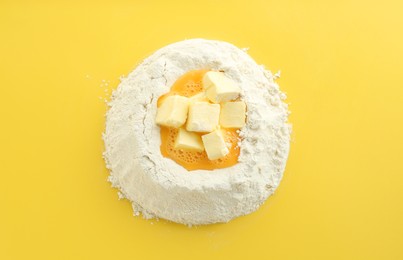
[219,101,246,128]
[203,71,241,103]
[201,130,229,160]
[189,92,208,102]
[155,95,189,128]
[174,128,204,152]
[186,102,220,132]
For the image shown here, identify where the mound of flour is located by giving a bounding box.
[103,39,290,225]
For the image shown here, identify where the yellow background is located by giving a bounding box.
[1,1,402,259]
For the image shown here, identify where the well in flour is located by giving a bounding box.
[103,39,291,225]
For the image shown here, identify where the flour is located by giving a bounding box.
[103,39,291,225]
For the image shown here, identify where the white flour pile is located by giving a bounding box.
[103,39,290,225]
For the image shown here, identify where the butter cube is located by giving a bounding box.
[201,130,229,160]
[174,128,204,152]
[219,101,246,128]
[203,71,241,103]
[156,95,189,128]
[189,92,208,102]
[186,102,220,132]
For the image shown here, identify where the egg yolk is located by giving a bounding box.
[157,70,241,171]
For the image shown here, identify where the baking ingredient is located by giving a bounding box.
[158,70,241,171]
[201,130,230,160]
[156,95,189,128]
[189,92,208,102]
[158,72,245,162]
[174,128,204,152]
[103,39,290,225]
[219,101,246,128]
[203,71,241,103]
[186,101,220,132]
